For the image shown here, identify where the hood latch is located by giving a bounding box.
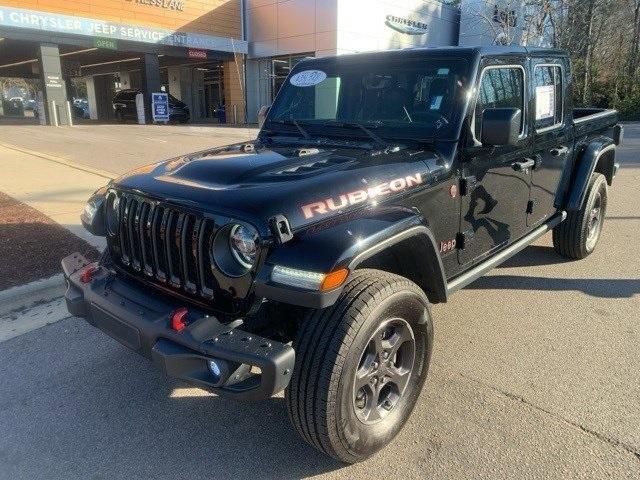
[269,214,294,244]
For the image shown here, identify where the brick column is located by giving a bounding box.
[223,54,246,124]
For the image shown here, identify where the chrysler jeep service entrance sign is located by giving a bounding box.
[0,6,247,53]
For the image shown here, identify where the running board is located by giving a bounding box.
[446,211,567,295]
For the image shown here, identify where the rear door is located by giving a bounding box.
[528,58,572,226]
[458,59,533,266]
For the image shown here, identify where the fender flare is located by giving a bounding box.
[254,209,448,308]
[344,225,448,304]
[566,138,615,211]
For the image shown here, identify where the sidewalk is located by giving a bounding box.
[0,143,111,250]
[0,143,109,331]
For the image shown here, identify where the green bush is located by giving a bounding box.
[617,91,640,120]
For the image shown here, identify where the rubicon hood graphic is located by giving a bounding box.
[113,142,439,234]
[302,173,424,219]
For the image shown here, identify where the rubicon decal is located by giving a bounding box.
[302,173,424,219]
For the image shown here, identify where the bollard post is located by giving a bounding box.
[50,101,59,127]
[65,101,74,126]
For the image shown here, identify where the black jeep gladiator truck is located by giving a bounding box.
[64,46,622,463]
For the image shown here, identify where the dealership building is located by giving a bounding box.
[0,0,248,125]
[0,0,519,125]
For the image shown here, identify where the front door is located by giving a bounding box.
[528,59,572,227]
[458,61,533,266]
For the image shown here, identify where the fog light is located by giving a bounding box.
[207,359,222,383]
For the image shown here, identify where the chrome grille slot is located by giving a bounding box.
[197,219,215,300]
[110,191,227,304]
[118,194,130,266]
[140,202,154,277]
[181,214,197,294]
[165,211,181,288]
[128,197,141,271]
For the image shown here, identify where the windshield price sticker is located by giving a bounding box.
[290,70,327,87]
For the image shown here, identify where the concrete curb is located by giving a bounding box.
[0,141,116,180]
[0,274,66,316]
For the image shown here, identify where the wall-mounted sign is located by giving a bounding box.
[187,49,207,59]
[126,0,185,12]
[45,75,63,89]
[152,92,170,123]
[385,15,429,35]
[0,6,247,53]
[94,37,118,50]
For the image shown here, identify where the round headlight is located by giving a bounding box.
[105,192,120,236]
[229,224,258,269]
[212,223,260,277]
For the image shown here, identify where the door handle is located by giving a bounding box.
[512,159,535,172]
[550,146,569,157]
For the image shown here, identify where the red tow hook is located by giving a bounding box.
[170,307,189,332]
[80,265,97,284]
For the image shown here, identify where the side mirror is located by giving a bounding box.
[481,108,522,146]
[257,104,271,128]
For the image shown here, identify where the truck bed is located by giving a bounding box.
[573,108,617,123]
[573,108,618,139]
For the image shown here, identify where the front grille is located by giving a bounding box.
[110,192,218,302]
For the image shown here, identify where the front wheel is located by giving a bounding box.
[285,269,433,463]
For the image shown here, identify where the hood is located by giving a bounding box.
[113,142,445,235]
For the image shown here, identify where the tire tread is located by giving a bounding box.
[553,173,607,260]
[285,269,428,463]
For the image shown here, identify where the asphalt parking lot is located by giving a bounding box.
[0,124,639,479]
[0,123,258,175]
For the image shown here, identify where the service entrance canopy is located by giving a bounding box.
[0,6,247,53]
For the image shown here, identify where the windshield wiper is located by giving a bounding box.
[323,121,389,149]
[270,119,310,140]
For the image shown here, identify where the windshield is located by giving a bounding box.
[266,55,470,142]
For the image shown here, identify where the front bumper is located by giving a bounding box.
[62,253,294,401]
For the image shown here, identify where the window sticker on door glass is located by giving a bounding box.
[290,70,327,87]
[536,85,555,120]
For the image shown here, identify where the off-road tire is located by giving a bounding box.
[553,173,608,260]
[285,269,433,463]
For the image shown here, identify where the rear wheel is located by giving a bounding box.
[285,269,433,463]
[553,173,608,259]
